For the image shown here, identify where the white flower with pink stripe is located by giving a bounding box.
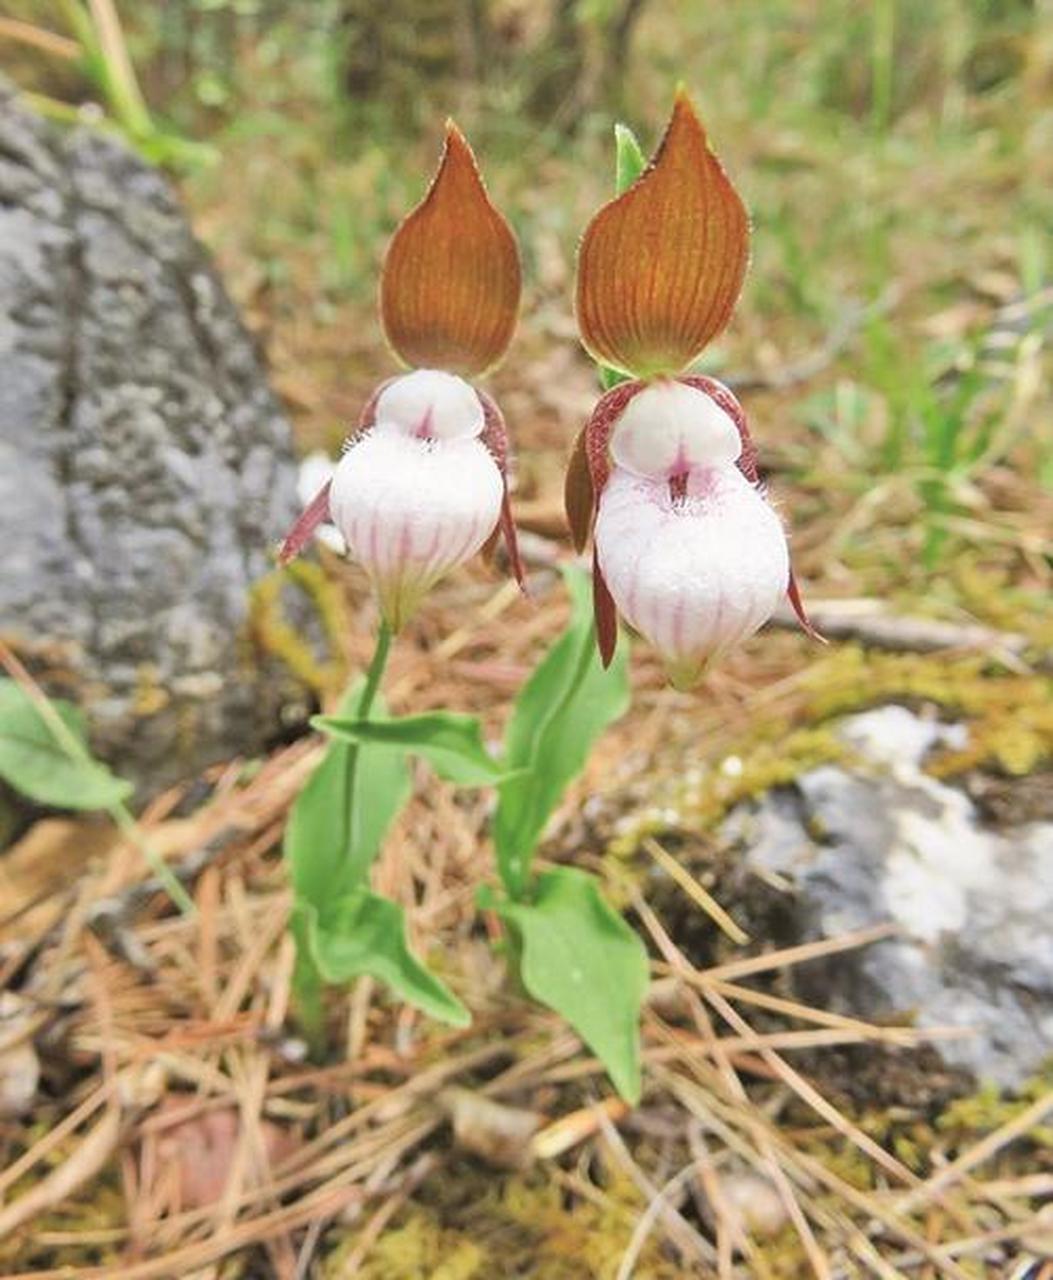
[277,121,524,632]
[327,372,504,630]
[566,377,815,688]
[279,369,520,631]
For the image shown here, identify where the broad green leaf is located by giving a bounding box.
[315,711,508,785]
[0,679,132,810]
[307,888,469,1027]
[494,568,630,895]
[496,868,648,1102]
[285,681,410,908]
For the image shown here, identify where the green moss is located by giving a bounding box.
[322,1165,687,1279]
[0,1168,126,1274]
[609,725,846,857]
[609,644,1052,882]
[804,645,1053,779]
[131,662,170,716]
[753,1225,814,1279]
[937,1070,1053,1148]
[322,1215,485,1279]
[247,561,350,695]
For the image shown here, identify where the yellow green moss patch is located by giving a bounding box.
[321,1164,688,1279]
[247,561,350,695]
[804,645,1053,778]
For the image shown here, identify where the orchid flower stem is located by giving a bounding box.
[294,621,394,1057]
[344,620,393,834]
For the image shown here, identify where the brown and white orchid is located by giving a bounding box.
[566,91,816,688]
[279,123,523,630]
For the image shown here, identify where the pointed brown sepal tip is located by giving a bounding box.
[576,92,749,379]
[593,549,619,668]
[381,122,521,377]
[500,489,526,591]
[787,571,825,644]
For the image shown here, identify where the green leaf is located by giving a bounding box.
[0,679,132,810]
[315,711,508,785]
[614,122,647,195]
[307,889,469,1027]
[599,363,632,391]
[496,868,648,1102]
[494,568,630,896]
[285,682,410,908]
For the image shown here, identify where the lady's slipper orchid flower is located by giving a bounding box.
[566,91,816,688]
[279,124,524,629]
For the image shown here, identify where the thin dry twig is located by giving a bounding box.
[770,598,1048,670]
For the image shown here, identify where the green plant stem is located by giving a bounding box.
[345,621,393,833]
[0,636,195,916]
[293,620,394,1054]
[292,913,328,1058]
[111,805,196,917]
[871,0,895,133]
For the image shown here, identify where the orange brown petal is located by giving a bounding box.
[576,91,749,379]
[381,122,521,376]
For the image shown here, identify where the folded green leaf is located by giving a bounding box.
[307,888,470,1027]
[0,679,132,810]
[496,867,648,1103]
[315,711,508,785]
[495,568,630,895]
[614,122,647,195]
[285,682,410,909]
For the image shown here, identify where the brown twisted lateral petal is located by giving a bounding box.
[477,388,526,588]
[381,122,522,377]
[576,91,750,379]
[563,426,593,554]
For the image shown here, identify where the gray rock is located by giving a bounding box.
[723,706,1053,1085]
[0,80,305,793]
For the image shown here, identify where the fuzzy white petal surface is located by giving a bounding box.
[329,430,502,629]
[595,464,789,687]
[296,450,336,502]
[374,369,485,440]
[610,379,741,479]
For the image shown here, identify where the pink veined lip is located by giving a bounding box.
[594,462,791,688]
[574,375,819,679]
